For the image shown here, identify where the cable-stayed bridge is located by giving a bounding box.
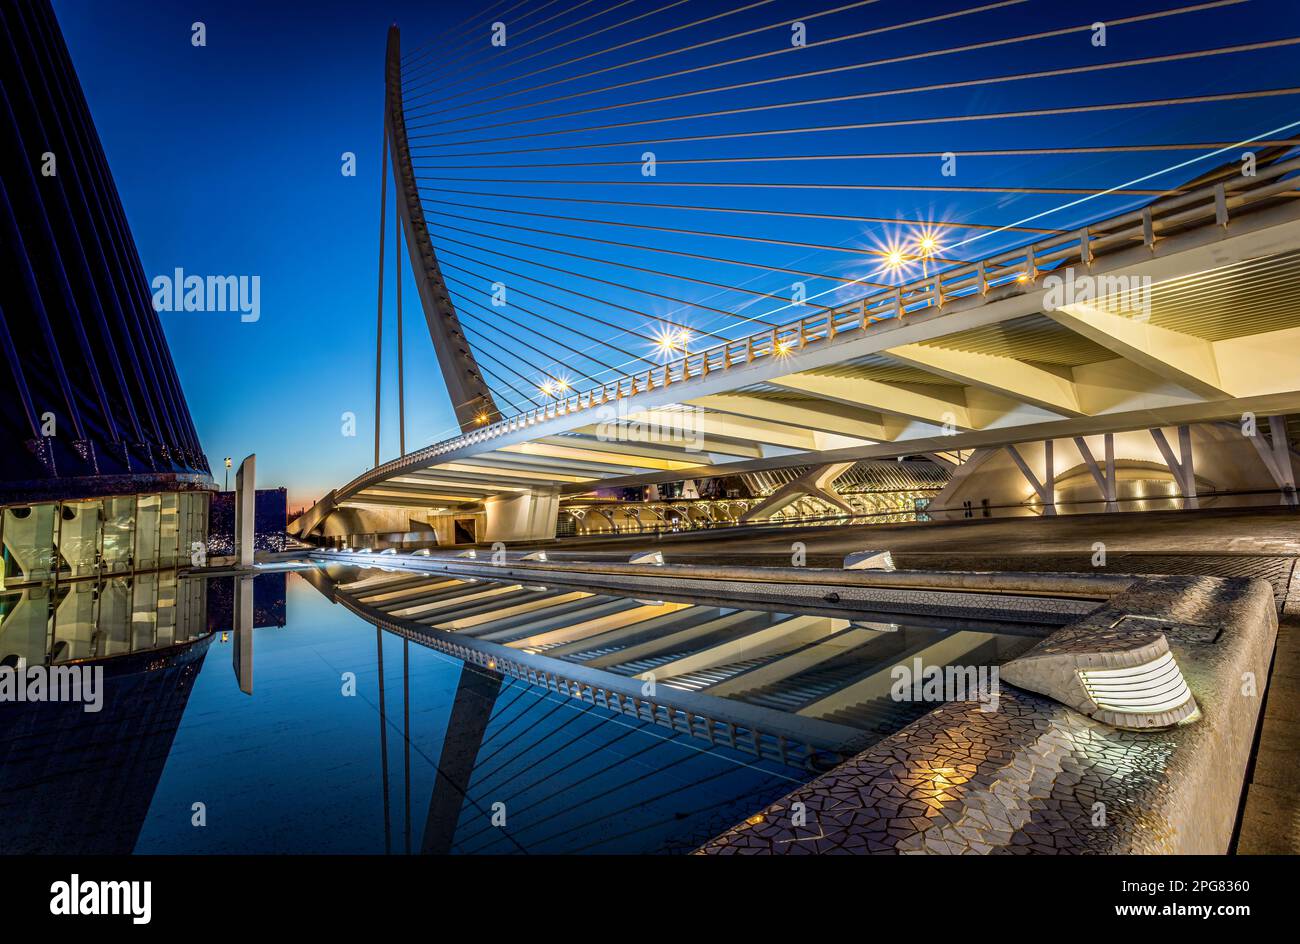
[292,0,1300,544]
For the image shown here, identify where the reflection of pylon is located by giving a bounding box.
[740,462,855,522]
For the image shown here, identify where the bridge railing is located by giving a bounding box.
[338,151,1299,495]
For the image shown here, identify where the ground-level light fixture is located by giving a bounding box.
[1001,627,1199,730]
[843,549,895,570]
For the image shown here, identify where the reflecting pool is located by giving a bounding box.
[0,565,1050,854]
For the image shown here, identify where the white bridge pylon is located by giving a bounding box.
[292,157,1300,540]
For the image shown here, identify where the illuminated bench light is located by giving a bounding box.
[1002,631,1199,730]
[629,551,664,565]
[1079,652,1194,715]
[843,550,895,571]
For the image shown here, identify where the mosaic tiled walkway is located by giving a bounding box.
[1237,563,1300,854]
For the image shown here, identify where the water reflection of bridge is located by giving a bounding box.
[300,561,1086,852]
[310,561,1065,754]
[394,647,802,854]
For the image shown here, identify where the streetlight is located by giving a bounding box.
[224,456,232,491]
[915,231,942,279]
[539,376,572,399]
[653,326,691,357]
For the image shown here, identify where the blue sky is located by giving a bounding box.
[53,0,1300,507]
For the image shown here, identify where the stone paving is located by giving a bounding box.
[1237,561,1300,854]
[699,690,1174,854]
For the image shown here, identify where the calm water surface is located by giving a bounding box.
[0,565,1046,854]
[1,572,810,854]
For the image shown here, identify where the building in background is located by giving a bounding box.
[0,0,213,663]
[208,487,288,557]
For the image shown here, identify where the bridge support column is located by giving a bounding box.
[1006,442,1056,515]
[1248,415,1297,505]
[740,462,855,523]
[1074,433,1118,510]
[481,487,560,543]
[1151,426,1198,509]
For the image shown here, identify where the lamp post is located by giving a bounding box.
[655,328,691,360]
[224,456,232,492]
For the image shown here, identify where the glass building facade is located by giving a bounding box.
[1,0,212,503]
[0,4,217,669]
[0,491,210,666]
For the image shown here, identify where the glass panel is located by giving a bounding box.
[131,572,158,650]
[155,571,177,647]
[158,492,180,568]
[97,577,133,657]
[102,496,136,574]
[57,499,102,578]
[194,492,211,562]
[2,503,57,585]
[50,581,98,663]
[0,587,50,666]
[178,576,204,642]
[180,492,206,565]
[176,493,193,565]
[135,494,161,571]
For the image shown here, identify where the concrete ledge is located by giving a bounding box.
[316,549,1136,597]
[698,574,1278,854]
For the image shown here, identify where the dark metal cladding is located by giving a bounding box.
[0,0,212,503]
